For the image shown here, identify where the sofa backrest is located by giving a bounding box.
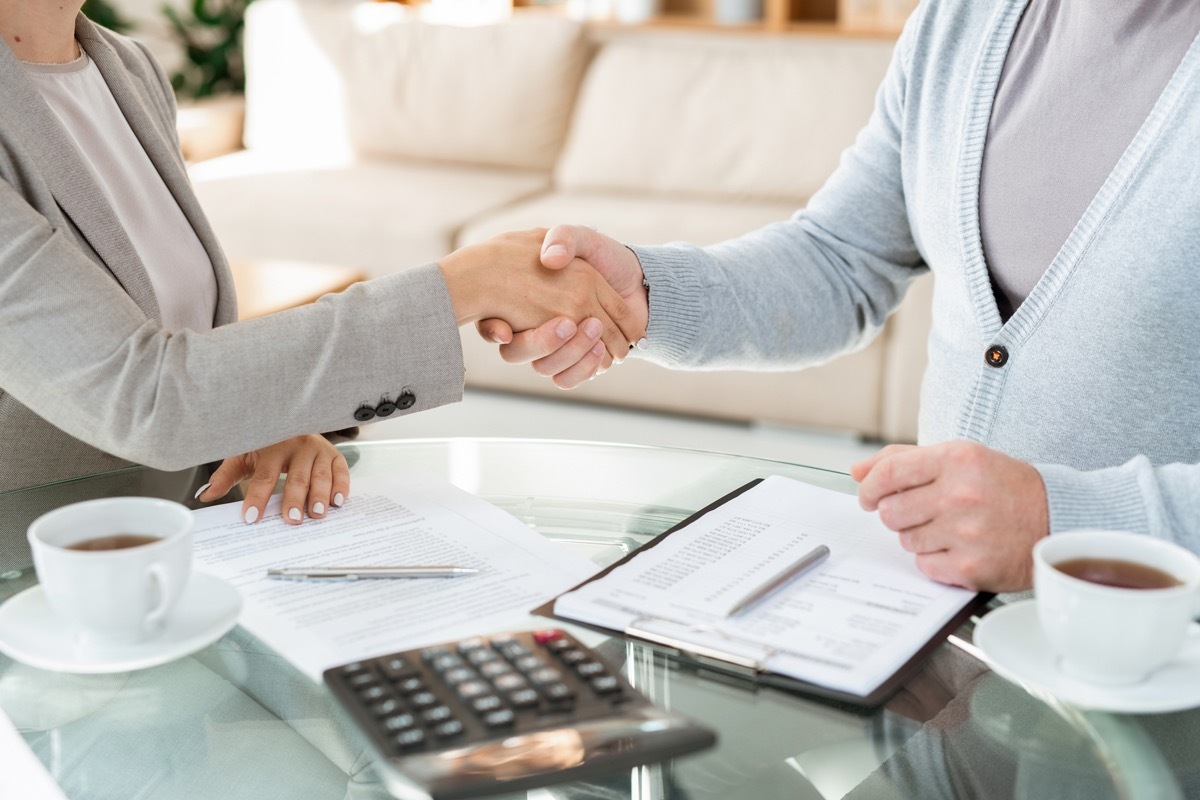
[242,0,588,171]
[556,32,896,202]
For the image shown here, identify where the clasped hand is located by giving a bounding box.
[441,229,647,382]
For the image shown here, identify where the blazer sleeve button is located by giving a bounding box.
[397,391,416,410]
[354,405,377,422]
[375,401,398,417]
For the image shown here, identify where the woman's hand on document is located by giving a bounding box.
[852,441,1050,592]
[196,434,351,526]
[472,226,650,389]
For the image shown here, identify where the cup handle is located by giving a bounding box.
[145,563,173,632]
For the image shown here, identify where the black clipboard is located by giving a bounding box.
[533,478,993,708]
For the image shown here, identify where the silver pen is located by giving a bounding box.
[725,544,831,617]
[266,566,479,581]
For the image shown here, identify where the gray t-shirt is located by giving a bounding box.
[980,0,1200,321]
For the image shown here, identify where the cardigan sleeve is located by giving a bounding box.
[629,5,929,370]
[1037,460,1200,555]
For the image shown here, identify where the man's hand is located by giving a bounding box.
[851,441,1049,592]
[196,434,350,526]
[476,225,649,388]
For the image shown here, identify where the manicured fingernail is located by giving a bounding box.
[584,319,603,338]
[288,507,302,522]
[635,337,649,351]
[194,482,211,500]
[542,244,567,258]
[555,320,576,340]
[313,502,325,515]
[244,506,259,524]
[591,341,605,356]
[333,493,345,507]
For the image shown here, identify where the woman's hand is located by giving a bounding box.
[195,434,350,525]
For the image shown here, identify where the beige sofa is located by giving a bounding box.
[190,0,932,442]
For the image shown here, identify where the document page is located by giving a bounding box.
[192,471,598,681]
[0,706,68,800]
[554,476,976,696]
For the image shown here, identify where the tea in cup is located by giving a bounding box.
[28,497,194,647]
[1033,530,1200,686]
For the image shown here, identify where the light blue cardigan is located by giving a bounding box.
[631,0,1200,553]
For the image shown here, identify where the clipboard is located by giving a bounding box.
[533,478,993,708]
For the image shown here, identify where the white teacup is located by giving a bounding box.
[28,497,194,647]
[1034,530,1200,686]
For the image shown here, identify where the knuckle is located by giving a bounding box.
[286,472,311,492]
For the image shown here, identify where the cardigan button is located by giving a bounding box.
[354,405,377,422]
[397,391,416,410]
[984,345,1009,368]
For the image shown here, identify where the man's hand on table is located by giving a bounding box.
[853,441,1050,593]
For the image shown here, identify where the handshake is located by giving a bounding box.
[437,226,647,389]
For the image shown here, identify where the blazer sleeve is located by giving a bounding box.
[0,178,465,471]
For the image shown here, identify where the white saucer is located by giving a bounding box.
[0,573,242,674]
[975,600,1200,714]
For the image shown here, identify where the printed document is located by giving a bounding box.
[554,476,977,696]
[191,471,597,681]
[0,706,68,800]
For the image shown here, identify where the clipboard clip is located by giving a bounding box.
[625,616,777,677]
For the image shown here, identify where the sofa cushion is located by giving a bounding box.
[190,150,551,278]
[243,0,588,171]
[456,192,891,437]
[555,33,895,202]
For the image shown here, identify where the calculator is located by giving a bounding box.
[324,628,716,800]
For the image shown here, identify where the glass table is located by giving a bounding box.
[1,438,1197,800]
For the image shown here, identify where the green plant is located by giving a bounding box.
[163,0,253,99]
[82,0,135,33]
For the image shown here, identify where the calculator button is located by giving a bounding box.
[382,713,416,732]
[378,657,411,681]
[529,668,563,686]
[498,642,531,660]
[341,662,367,677]
[479,661,512,679]
[466,648,499,666]
[471,695,503,713]
[456,638,488,654]
[348,672,378,688]
[514,655,546,673]
[532,629,564,645]
[542,683,576,702]
[493,674,527,691]
[396,676,425,695]
[483,709,516,728]
[370,698,401,717]
[560,649,587,665]
[591,676,621,695]
[508,688,539,708]
[358,686,388,702]
[576,662,605,677]
[434,720,465,739]
[421,646,452,662]
[544,637,573,653]
[410,691,438,708]
[393,728,426,750]
[456,680,491,699]
[431,654,465,672]
[422,705,453,724]
[443,667,476,685]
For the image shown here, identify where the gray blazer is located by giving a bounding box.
[0,16,465,492]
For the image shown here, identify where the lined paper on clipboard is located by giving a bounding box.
[549,476,985,704]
